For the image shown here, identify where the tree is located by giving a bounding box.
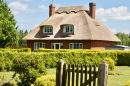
[0,0,18,48]
[116,32,130,46]
[18,29,28,46]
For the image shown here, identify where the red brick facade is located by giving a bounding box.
[27,40,116,51]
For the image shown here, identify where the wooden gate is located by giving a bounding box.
[56,59,108,86]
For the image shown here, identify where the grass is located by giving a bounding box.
[0,66,130,86]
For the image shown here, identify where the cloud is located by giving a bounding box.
[8,1,35,14]
[96,6,130,21]
[39,5,48,10]
[109,29,117,34]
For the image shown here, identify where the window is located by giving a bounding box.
[63,25,74,33]
[43,26,52,33]
[69,43,83,49]
[34,43,45,51]
[51,43,63,49]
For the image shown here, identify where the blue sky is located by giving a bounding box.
[6,0,130,34]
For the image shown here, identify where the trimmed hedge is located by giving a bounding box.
[0,49,130,71]
[116,51,130,66]
[0,50,118,70]
[0,48,31,53]
[38,48,101,52]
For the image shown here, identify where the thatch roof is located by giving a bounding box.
[23,5,120,42]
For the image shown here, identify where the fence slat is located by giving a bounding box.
[63,63,67,86]
[93,65,96,86]
[72,64,75,86]
[68,64,71,86]
[80,64,83,86]
[85,64,88,86]
[76,64,79,86]
[89,65,92,86]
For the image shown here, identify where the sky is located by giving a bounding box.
[6,0,130,34]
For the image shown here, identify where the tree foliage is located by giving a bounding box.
[0,0,18,48]
[18,29,28,46]
[116,32,130,46]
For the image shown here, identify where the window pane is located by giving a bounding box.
[60,43,63,49]
[74,44,77,49]
[40,43,42,48]
[50,28,52,32]
[45,28,47,32]
[43,43,45,48]
[80,44,82,49]
[70,44,72,49]
[77,44,79,49]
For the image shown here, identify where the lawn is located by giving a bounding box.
[0,66,130,86]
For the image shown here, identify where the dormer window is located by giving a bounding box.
[63,25,74,33]
[43,26,52,33]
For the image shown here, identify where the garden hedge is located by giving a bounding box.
[0,48,31,53]
[0,49,130,71]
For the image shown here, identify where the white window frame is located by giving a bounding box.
[34,43,45,51]
[51,43,63,49]
[43,26,52,33]
[63,25,74,33]
[69,43,83,49]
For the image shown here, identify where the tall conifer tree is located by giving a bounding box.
[0,0,18,48]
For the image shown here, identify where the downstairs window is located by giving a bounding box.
[34,43,45,51]
[69,43,83,49]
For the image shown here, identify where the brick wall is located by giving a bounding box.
[90,40,116,50]
[27,40,116,51]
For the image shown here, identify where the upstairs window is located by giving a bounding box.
[43,26,52,33]
[63,25,74,33]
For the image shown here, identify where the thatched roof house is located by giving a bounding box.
[23,3,120,51]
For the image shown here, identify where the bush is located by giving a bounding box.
[125,80,130,86]
[13,53,47,86]
[35,74,56,86]
[104,58,115,70]
[116,51,130,66]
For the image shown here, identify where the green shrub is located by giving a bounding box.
[35,74,56,86]
[104,58,115,70]
[116,51,130,66]
[18,48,31,53]
[125,80,130,86]
[13,53,47,86]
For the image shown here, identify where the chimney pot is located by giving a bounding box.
[89,3,96,19]
[49,4,55,17]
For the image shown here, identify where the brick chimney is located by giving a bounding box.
[49,4,55,17]
[89,3,96,19]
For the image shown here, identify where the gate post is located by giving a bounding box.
[56,59,65,86]
[98,61,109,86]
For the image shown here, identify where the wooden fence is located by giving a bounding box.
[56,59,108,86]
